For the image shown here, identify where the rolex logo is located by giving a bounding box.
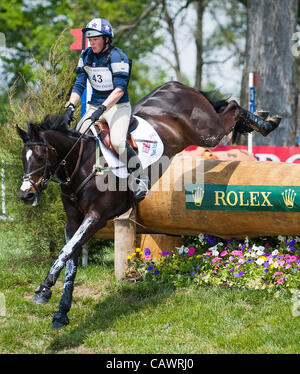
[282,188,296,209]
[192,186,204,206]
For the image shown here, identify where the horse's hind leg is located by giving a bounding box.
[236,105,282,136]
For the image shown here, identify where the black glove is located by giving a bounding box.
[90,104,107,123]
[64,103,75,125]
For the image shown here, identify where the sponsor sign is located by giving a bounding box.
[186,184,300,212]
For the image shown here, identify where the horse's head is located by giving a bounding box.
[17,122,55,206]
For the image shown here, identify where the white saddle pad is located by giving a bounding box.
[98,115,164,178]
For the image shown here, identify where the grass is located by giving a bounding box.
[0,221,299,354]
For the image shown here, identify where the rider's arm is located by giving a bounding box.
[101,87,124,111]
[66,92,81,107]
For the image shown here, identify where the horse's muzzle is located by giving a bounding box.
[20,190,39,206]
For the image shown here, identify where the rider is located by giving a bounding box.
[64,18,149,200]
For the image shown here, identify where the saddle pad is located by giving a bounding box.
[98,115,164,178]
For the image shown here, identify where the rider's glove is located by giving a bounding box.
[64,103,76,125]
[90,104,107,123]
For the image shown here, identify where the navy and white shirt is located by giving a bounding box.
[72,45,130,106]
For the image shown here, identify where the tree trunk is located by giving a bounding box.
[194,1,205,89]
[240,0,298,146]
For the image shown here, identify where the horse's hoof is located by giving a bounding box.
[52,311,69,330]
[32,284,52,304]
[254,110,269,120]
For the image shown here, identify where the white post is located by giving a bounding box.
[86,39,92,113]
[0,160,6,220]
[248,72,255,155]
[82,245,88,267]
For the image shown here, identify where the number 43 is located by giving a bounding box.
[92,74,103,83]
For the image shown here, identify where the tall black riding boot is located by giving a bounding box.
[123,143,149,201]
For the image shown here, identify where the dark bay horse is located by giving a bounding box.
[17,81,280,330]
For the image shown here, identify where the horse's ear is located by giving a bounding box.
[16,125,29,143]
[27,122,41,141]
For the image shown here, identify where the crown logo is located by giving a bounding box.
[192,186,205,206]
[282,188,296,209]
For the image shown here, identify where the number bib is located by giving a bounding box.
[84,66,114,92]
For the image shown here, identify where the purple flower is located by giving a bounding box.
[293,268,300,274]
[263,261,269,268]
[205,234,217,246]
[263,269,269,273]
[160,251,169,257]
[146,266,153,271]
[247,259,254,263]
[229,268,235,273]
[191,271,195,276]
[233,271,245,277]
[154,270,159,275]
[144,248,151,256]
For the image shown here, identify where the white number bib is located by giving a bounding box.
[84,66,114,91]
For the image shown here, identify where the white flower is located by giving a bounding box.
[256,250,264,256]
[209,246,219,256]
[244,236,249,247]
[277,235,285,243]
[272,249,279,256]
[217,242,224,247]
[198,233,204,242]
[252,244,262,251]
[256,258,264,265]
[177,245,186,255]
[273,262,279,268]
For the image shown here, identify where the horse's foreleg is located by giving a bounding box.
[33,213,105,306]
[51,226,81,330]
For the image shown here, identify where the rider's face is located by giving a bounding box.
[88,36,106,53]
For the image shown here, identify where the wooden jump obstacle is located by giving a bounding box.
[94,155,300,279]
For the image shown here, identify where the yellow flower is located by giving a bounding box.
[196,255,201,258]
[127,256,132,260]
[188,257,193,260]
[131,253,136,256]
[136,248,141,253]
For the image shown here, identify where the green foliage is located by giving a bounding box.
[0,32,78,257]
[0,0,164,94]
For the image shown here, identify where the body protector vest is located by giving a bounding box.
[82,47,132,96]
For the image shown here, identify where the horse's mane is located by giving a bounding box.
[199,90,230,113]
[36,114,81,137]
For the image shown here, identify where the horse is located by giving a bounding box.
[17,81,281,330]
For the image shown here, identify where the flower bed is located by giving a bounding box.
[123,234,300,292]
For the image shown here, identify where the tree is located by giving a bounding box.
[240,0,299,146]
[0,0,164,95]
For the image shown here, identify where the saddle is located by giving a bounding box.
[94,116,139,157]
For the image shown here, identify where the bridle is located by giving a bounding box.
[22,129,86,196]
[22,137,57,194]
[22,117,96,198]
